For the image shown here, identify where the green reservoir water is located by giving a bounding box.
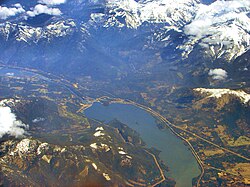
[85,102,200,187]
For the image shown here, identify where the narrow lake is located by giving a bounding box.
[85,102,200,187]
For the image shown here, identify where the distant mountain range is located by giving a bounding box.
[0,0,249,85]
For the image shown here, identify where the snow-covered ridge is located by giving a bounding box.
[194,88,250,104]
[103,0,199,28]
[180,0,250,61]
[0,19,76,43]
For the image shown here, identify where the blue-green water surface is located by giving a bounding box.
[85,102,200,187]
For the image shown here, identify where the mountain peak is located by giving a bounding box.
[181,0,250,60]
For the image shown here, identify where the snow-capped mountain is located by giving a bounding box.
[180,0,250,61]
[83,0,250,62]
[0,0,249,62]
[102,0,199,29]
[0,19,76,43]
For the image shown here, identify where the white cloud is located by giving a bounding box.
[32,117,45,123]
[208,68,228,80]
[38,0,67,5]
[27,4,62,17]
[0,4,25,20]
[0,106,29,138]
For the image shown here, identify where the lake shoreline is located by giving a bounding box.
[85,101,201,187]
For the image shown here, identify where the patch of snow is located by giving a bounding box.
[60,148,66,153]
[93,131,105,137]
[126,155,132,159]
[92,163,97,170]
[118,151,127,155]
[15,139,36,156]
[37,142,49,155]
[103,173,111,181]
[95,127,104,131]
[90,143,98,149]
[101,143,111,152]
